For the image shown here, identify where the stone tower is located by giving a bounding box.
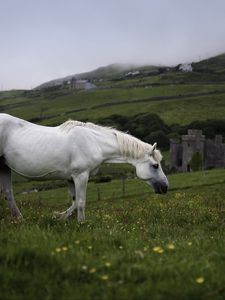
[204,135,225,169]
[182,129,205,172]
[170,139,183,171]
[170,129,225,172]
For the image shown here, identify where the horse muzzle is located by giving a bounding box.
[153,182,168,194]
[145,177,169,194]
[146,178,168,194]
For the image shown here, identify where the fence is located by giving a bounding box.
[89,176,153,204]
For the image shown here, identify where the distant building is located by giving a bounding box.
[178,63,193,72]
[170,129,225,172]
[69,78,96,90]
[125,71,141,77]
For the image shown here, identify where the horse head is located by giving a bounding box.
[134,143,169,194]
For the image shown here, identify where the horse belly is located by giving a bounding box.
[5,151,70,179]
[4,131,71,179]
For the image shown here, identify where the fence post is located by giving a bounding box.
[122,176,126,197]
[97,187,101,201]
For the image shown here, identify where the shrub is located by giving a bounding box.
[190,152,203,171]
[144,130,170,149]
[94,175,112,183]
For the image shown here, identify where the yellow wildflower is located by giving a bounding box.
[153,246,164,253]
[187,242,192,246]
[158,248,164,253]
[153,246,161,252]
[55,247,61,253]
[105,262,111,267]
[62,246,68,251]
[196,277,205,284]
[101,275,109,281]
[89,268,96,274]
[167,244,175,250]
[75,240,80,245]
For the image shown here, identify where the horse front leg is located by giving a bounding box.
[54,172,88,222]
[73,172,89,222]
[0,158,23,219]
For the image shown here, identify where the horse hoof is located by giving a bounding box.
[12,211,23,218]
[53,211,67,220]
[53,211,60,217]
[53,211,63,218]
[11,214,23,222]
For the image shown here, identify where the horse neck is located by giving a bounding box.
[99,131,136,165]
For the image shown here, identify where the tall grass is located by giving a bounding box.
[0,170,225,299]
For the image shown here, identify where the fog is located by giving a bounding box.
[0,0,225,90]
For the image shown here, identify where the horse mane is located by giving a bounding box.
[59,119,112,133]
[59,120,162,161]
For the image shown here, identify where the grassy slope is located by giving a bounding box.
[0,169,225,300]
[1,54,225,126]
[1,83,225,126]
[0,55,225,298]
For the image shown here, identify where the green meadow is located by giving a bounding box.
[1,53,225,127]
[1,53,225,299]
[1,83,225,126]
[0,169,225,300]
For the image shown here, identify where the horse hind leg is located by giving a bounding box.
[54,180,77,220]
[67,179,76,202]
[0,157,23,219]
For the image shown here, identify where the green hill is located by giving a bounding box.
[193,53,225,73]
[1,53,225,131]
[36,63,161,89]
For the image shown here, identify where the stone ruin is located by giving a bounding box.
[170,129,225,172]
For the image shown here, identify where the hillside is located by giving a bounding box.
[35,64,162,89]
[0,53,225,142]
[36,53,225,90]
[1,57,225,300]
[193,53,225,73]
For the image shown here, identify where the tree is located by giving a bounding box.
[189,152,203,171]
[144,130,170,150]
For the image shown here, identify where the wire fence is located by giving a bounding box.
[87,177,153,204]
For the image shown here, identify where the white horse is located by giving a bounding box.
[0,113,168,222]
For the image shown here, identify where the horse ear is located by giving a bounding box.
[152,142,157,151]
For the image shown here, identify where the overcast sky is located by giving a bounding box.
[1,0,225,90]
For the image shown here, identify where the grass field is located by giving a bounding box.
[1,62,225,127]
[1,53,225,299]
[0,169,225,300]
[1,84,225,126]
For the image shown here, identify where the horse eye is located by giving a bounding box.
[152,163,159,169]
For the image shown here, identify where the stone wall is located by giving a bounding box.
[170,130,225,172]
[170,140,183,171]
[182,130,205,172]
[204,137,225,169]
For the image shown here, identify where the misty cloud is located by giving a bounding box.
[0,0,225,89]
